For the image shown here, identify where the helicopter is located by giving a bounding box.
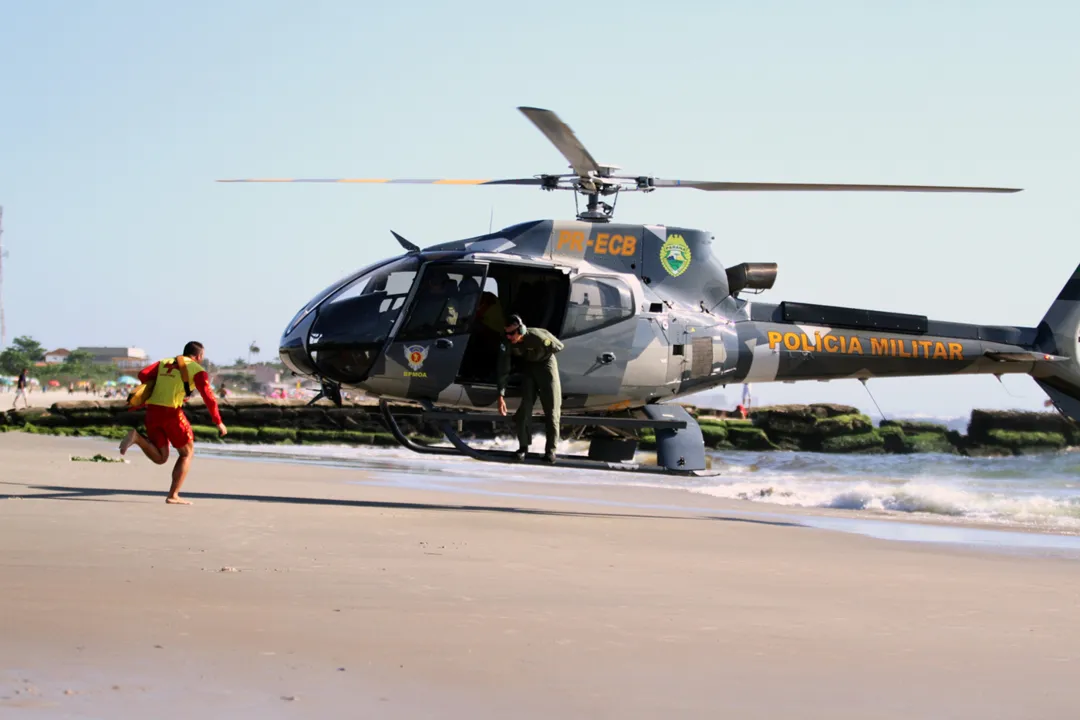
[220,107,1080,475]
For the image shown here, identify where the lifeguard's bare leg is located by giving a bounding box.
[166,443,194,505]
[121,429,169,465]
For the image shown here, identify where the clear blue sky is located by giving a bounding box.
[2,0,1077,417]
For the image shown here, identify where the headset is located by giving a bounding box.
[506,314,526,336]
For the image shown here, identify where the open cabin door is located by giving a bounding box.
[375,261,490,404]
[456,261,570,409]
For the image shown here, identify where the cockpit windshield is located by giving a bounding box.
[307,257,420,383]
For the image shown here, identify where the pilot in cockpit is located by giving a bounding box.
[455,276,482,322]
[407,270,457,335]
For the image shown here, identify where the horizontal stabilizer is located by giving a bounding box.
[985,351,1068,363]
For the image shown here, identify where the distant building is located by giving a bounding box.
[114,356,149,370]
[75,346,148,369]
[44,348,71,365]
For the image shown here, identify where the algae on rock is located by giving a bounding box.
[821,431,885,454]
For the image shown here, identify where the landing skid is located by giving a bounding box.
[377,400,459,456]
[378,400,722,477]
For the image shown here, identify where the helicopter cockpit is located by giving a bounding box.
[280,253,576,399]
[281,256,421,385]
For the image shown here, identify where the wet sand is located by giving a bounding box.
[2,433,1079,718]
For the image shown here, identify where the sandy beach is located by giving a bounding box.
[1,390,105,409]
[0,390,265,409]
[2,432,1079,718]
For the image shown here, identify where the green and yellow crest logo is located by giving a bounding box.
[659,234,692,277]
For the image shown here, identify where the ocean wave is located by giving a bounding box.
[709,447,1080,484]
[199,436,1080,531]
[691,479,1080,530]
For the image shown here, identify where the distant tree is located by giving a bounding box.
[63,349,94,373]
[12,336,45,362]
[0,347,29,375]
[234,357,247,368]
[248,341,260,365]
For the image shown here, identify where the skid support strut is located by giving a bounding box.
[378,399,718,476]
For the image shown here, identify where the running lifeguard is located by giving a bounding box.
[119,341,228,505]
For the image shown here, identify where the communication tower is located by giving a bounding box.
[0,206,6,347]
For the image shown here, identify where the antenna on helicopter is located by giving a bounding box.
[0,205,7,347]
[217,107,1023,223]
[994,373,1025,398]
[859,378,888,422]
[390,230,420,254]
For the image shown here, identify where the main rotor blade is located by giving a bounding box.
[650,179,1022,193]
[517,107,602,178]
[216,177,546,185]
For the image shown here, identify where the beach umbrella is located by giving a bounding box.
[0,377,12,386]
[116,375,139,385]
[104,380,117,387]
[48,379,60,387]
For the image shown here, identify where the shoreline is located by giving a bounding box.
[35,432,1080,551]
[197,439,1080,553]
[4,397,1077,459]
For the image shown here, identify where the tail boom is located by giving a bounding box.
[733,302,1043,384]
[723,264,1080,427]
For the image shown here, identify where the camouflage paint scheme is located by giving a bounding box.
[280,219,1080,423]
[1031,263,1080,420]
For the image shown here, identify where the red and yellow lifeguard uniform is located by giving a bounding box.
[137,357,222,449]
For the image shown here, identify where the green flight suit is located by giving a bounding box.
[496,327,565,454]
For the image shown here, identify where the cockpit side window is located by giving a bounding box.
[562,276,635,338]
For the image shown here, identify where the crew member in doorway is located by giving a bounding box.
[496,314,564,464]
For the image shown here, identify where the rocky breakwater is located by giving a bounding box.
[736,404,1079,456]
[2,398,1076,456]
[0,397,446,446]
